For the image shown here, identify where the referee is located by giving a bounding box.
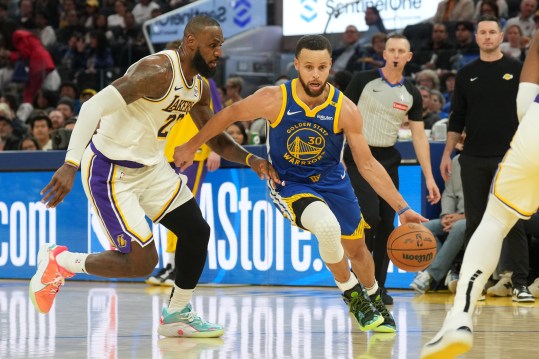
[344,34,441,305]
[439,15,532,301]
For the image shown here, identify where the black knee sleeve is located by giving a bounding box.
[160,198,211,289]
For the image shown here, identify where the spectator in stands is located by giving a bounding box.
[224,76,243,107]
[79,87,96,105]
[29,113,52,150]
[474,0,509,19]
[83,0,101,29]
[0,101,26,137]
[415,69,441,91]
[57,9,86,45]
[501,24,527,61]
[418,23,456,71]
[419,86,441,130]
[430,89,449,120]
[35,10,57,48]
[116,11,149,68]
[77,30,114,89]
[0,115,20,150]
[108,0,127,29]
[452,20,480,68]
[91,13,114,42]
[34,0,60,29]
[132,0,160,25]
[61,33,89,80]
[504,0,537,43]
[476,0,506,28]
[331,25,362,73]
[441,71,456,113]
[17,0,34,29]
[331,70,352,91]
[59,82,81,114]
[32,89,58,113]
[359,6,387,47]
[434,0,475,23]
[0,2,17,51]
[356,32,386,71]
[58,0,77,29]
[56,97,75,122]
[411,154,466,294]
[64,117,76,130]
[18,135,40,150]
[48,109,66,130]
[226,122,248,145]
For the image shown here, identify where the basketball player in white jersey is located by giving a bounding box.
[421,30,539,359]
[29,15,279,338]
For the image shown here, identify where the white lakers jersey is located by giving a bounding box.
[92,49,203,166]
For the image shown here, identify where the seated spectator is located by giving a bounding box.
[355,32,386,71]
[224,76,244,107]
[132,0,160,25]
[415,69,441,91]
[441,71,456,114]
[331,70,352,91]
[35,10,57,48]
[0,3,18,51]
[64,117,77,130]
[501,24,527,61]
[115,11,149,68]
[56,97,75,122]
[91,12,115,42]
[57,9,86,45]
[29,113,52,150]
[58,0,77,29]
[83,0,101,29]
[359,6,387,47]
[0,99,27,138]
[108,0,127,29]
[80,88,96,105]
[48,109,66,130]
[416,23,456,71]
[504,0,537,43]
[0,115,20,150]
[76,30,114,89]
[430,89,449,120]
[418,86,441,129]
[452,20,480,69]
[16,0,34,30]
[226,122,248,145]
[331,25,362,74]
[410,155,466,294]
[32,89,58,113]
[59,82,80,112]
[433,0,474,23]
[476,0,507,27]
[474,0,509,19]
[18,135,40,150]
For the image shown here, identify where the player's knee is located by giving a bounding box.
[313,216,343,264]
[126,245,158,277]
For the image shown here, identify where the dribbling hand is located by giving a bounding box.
[398,208,428,225]
[248,156,281,185]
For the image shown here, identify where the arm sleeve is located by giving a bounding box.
[344,72,367,104]
[516,82,539,122]
[65,85,127,167]
[407,85,423,121]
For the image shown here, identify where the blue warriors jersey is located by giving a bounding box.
[268,79,344,184]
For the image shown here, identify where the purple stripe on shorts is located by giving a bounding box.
[535,93,539,103]
[90,142,144,168]
[88,155,133,253]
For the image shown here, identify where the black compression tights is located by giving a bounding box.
[159,198,211,289]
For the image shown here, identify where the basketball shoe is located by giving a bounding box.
[145,264,174,286]
[420,310,473,359]
[158,304,225,338]
[342,284,384,331]
[29,243,74,314]
[512,285,535,303]
[410,271,432,294]
[370,291,396,333]
[486,272,512,297]
[444,269,459,293]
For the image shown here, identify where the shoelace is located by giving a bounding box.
[48,272,65,295]
[373,296,392,321]
[184,309,201,323]
[349,293,374,320]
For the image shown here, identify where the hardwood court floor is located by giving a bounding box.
[1,280,538,358]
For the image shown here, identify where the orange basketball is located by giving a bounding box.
[387,223,437,272]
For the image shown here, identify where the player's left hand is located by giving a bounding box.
[249,156,281,185]
[398,208,428,224]
[425,178,441,204]
[173,143,197,172]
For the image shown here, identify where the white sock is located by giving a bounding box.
[167,252,175,269]
[336,273,359,292]
[168,285,194,312]
[56,251,89,274]
[366,280,379,297]
[454,198,518,314]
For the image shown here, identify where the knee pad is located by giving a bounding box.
[300,201,344,264]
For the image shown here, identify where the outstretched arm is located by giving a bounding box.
[340,99,427,224]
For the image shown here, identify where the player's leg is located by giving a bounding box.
[422,102,539,358]
[295,197,384,332]
[156,198,223,338]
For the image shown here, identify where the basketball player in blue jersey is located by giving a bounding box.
[174,35,428,333]
[421,30,539,359]
[29,15,279,338]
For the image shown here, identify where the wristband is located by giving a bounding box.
[397,206,410,215]
[245,153,253,167]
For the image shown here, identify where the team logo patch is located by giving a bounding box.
[116,234,127,248]
[284,123,327,166]
[503,73,514,80]
[393,102,409,111]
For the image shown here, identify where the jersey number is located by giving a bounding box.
[157,113,185,138]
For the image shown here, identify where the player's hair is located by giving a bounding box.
[476,14,501,31]
[295,35,332,58]
[184,15,220,38]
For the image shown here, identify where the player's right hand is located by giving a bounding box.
[249,156,281,185]
[40,163,78,208]
[173,143,197,172]
[398,208,428,225]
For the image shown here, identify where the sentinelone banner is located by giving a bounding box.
[0,167,420,288]
[283,0,441,36]
[143,0,267,47]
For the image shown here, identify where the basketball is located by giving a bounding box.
[387,223,437,272]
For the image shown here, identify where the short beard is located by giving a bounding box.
[193,48,216,78]
[298,75,326,97]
